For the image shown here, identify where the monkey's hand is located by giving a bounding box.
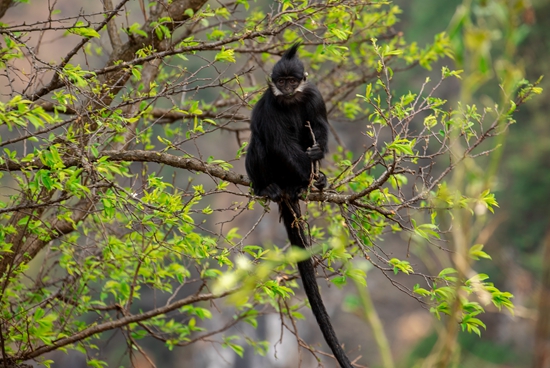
[313,171,327,191]
[260,183,283,202]
[306,143,324,161]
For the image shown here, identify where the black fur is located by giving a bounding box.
[245,44,353,368]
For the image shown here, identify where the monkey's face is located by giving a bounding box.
[275,77,300,95]
[271,76,306,99]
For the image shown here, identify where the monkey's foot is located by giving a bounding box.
[313,171,327,190]
[261,183,283,202]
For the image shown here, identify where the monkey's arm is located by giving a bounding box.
[255,117,313,183]
[274,138,314,179]
[305,85,329,158]
[304,86,329,190]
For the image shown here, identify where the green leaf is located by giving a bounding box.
[346,268,366,287]
[215,47,236,63]
[413,284,431,297]
[388,258,414,275]
[331,275,347,287]
[68,21,100,38]
[469,244,492,261]
[229,343,244,357]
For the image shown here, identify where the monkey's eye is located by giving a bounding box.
[276,79,285,86]
[288,78,298,86]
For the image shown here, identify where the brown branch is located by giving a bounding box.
[147,108,249,124]
[103,0,123,50]
[27,0,131,101]
[11,286,239,362]
[0,195,70,215]
[0,49,167,276]
[0,149,394,215]
[27,0,208,101]
[0,116,78,148]
[0,0,12,19]
[348,157,396,202]
[104,150,250,186]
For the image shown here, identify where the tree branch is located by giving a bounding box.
[1,149,394,217]
[11,286,240,361]
[0,0,12,19]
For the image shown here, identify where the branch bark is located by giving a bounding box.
[11,286,239,362]
[0,0,211,278]
[0,149,393,215]
[0,0,12,19]
[28,0,208,101]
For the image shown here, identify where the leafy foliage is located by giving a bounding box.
[0,0,540,367]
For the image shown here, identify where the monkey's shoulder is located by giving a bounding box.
[299,83,326,105]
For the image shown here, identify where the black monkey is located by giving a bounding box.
[245,44,353,368]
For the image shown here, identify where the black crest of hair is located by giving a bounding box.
[245,43,353,368]
[271,42,305,81]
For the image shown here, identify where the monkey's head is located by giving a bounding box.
[270,43,307,99]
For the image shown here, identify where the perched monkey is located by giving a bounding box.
[246,43,353,368]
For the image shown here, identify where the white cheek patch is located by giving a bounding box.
[270,82,283,96]
[295,79,307,93]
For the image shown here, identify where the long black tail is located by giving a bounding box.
[280,200,353,368]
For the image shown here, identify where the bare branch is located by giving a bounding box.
[14,286,240,361]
